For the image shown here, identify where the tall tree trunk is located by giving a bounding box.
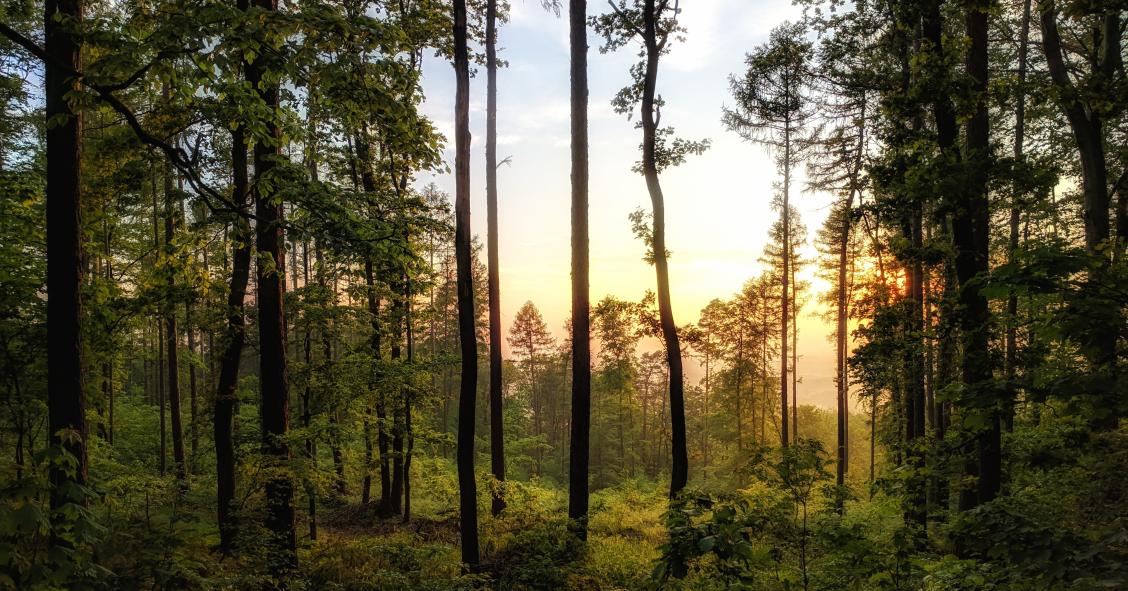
[45,0,87,510]
[1005,0,1031,434]
[303,103,318,541]
[567,0,592,540]
[403,281,415,522]
[835,180,859,507]
[249,0,297,570]
[302,241,316,540]
[362,259,382,507]
[187,301,198,463]
[389,289,405,515]
[485,0,506,518]
[962,0,998,507]
[154,181,167,477]
[354,132,392,512]
[165,159,187,492]
[1040,0,1119,429]
[453,0,480,568]
[214,125,250,554]
[640,0,687,496]
[780,120,791,449]
[791,259,798,440]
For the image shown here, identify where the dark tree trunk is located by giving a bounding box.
[485,0,506,517]
[249,0,297,570]
[355,132,392,512]
[303,107,318,541]
[835,162,860,508]
[453,0,480,567]
[214,125,250,554]
[389,292,405,515]
[154,183,166,477]
[187,302,198,463]
[403,282,415,522]
[165,162,187,492]
[1040,0,1119,429]
[1005,0,1031,434]
[962,0,998,507]
[780,126,791,449]
[45,0,87,511]
[567,0,592,541]
[640,0,687,496]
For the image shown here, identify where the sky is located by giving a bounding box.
[412,0,852,411]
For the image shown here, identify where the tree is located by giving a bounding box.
[568,0,592,539]
[724,21,814,448]
[44,0,87,512]
[485,0,506,518]
[452,0,480,568]
[249,0,297,572]
[164,155,187,492]
[594,0,708,498]
[1039,0,1125,429]
[807,7,874,501]
[509,301,557,475]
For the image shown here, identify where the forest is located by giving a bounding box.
[0,0,1125,588]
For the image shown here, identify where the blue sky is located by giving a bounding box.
[413,0,848,410]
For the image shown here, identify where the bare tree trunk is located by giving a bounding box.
[485,0,506,518]
[640,0,687,495]
[567,0,592,540]
[453,0,480,567]
[250,0,297,570]
[780,119,791,449]
[165,157,187,492]
[214,124,250,554]
[45,0,87,510]
[1004,0,1032,434]
[963,0,998,507]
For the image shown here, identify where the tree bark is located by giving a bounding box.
[567,0,592,540]
[214,125,250,554]
[453,0,480,568]
[45,0,87,511]
[165,159,187,492]
[249,0,297,570]
[640,0,688,496]
[485,0,506,518]
[1005,0,1031,434]
[1040,0,1119,429]
[962,0,998,507]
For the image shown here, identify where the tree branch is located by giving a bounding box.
[607,0,644,40]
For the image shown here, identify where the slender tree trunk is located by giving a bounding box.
[780,125,791,449]
[250,0,297,569]
[104,222,115,445]
[214,124,250,554]
[165,158,187,492]
[735,319,744,451]
[484,0,506,518]
[302,244,316,540]
[389,291,405,515]
[1005,0,1031,434]
[640,0,687,496]
[403,281,415,522]
[835,186,859,507]
[45,0,87,510]
[453,0,480,567]
[567,0,592,540]
[154,181,167,477]
[187,301,198,464]
[962,0,998,507]
[791,271,798,440]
